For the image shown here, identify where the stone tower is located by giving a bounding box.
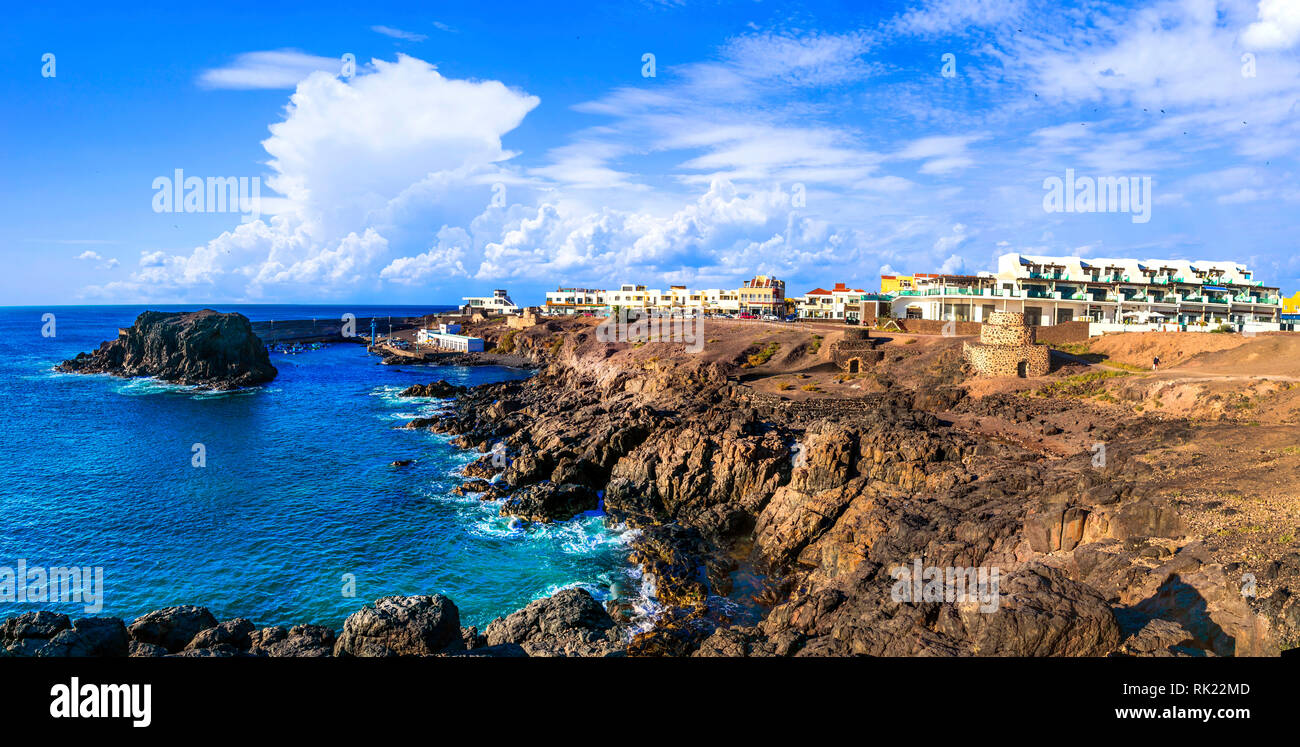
[830,327,883,374]
[963,311,1050,377]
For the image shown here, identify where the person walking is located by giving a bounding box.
[1152,355,1160,371]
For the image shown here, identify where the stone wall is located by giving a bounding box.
[507,308,540,330]
[1033,320,1091,345]
[735,389,882,423]
[888,318,983,336]
[876,316,1090,345]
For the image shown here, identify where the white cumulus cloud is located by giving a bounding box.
[1242,0,1300,49]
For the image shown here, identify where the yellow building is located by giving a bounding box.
[880,274,915,294]
[1284,291,1300,314]
[737,275,786,315]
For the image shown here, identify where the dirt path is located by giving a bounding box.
[1153,370,1300,383]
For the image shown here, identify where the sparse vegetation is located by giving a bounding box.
[809,335,823,354]
[1031,369,1131,398]
[496,329,518,354]
[800,383,820,392]
[745,341,780,368]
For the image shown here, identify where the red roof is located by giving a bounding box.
[805,288,832,295]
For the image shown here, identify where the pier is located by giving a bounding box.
[250,315,424,344]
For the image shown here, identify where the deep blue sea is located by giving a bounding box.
[0,305,644,629]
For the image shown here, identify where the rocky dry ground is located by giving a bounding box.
[15,316,1299,657]
[392,317,1300,656]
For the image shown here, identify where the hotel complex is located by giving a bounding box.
[483,252,1290,335]
[870,254,1283,331]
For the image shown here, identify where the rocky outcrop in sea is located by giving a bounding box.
[56,309,276,390]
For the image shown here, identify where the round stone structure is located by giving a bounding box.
[963,311,1050,377]
[830,327,883,374]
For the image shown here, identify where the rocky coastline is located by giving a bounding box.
[15,315,1299,657]
[0,589,617,657]
[396,317,1295,656]
[56,309,277,390]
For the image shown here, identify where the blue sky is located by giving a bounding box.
[4,0,1300,306]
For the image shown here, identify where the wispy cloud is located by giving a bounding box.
[76,250,120,269]
[198,50,343,90]
[372,25,428,42]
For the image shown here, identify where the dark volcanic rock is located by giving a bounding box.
[127,605,219,653]
[1,611,72,656]
[501,482,598,523]
[483,587,622,656]
[450,643,529,657]
[128,640,169,657]
[36,617,131,657]
[334,595,462,657]
[57,309,276,390]
[186,618,255,652]
[452,478,505,499]
[956,566,1123,656]
[249,624,336,657]
[400,380,467,398]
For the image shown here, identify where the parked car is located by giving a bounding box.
[783,314,798,322]
[843,318,860,325]
[738,312,757,319]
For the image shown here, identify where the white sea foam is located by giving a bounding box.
[115,377,262,399]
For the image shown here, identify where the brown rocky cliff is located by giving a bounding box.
[415,321,1286,657]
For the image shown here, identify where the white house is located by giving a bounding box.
[462,289,520,315]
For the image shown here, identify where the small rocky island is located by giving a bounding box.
[57,309,277,390]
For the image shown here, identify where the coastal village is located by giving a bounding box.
[41,251,1300,661]
[382,251,1300,371]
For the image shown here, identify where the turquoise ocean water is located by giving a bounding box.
[0,305,642,628]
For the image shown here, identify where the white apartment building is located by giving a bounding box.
[544,283,742,315]
[543,287,606,314]
[883,253,1282,330]
[797,282,866,320]
[462,289,520,315]
[699,288,740,313]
